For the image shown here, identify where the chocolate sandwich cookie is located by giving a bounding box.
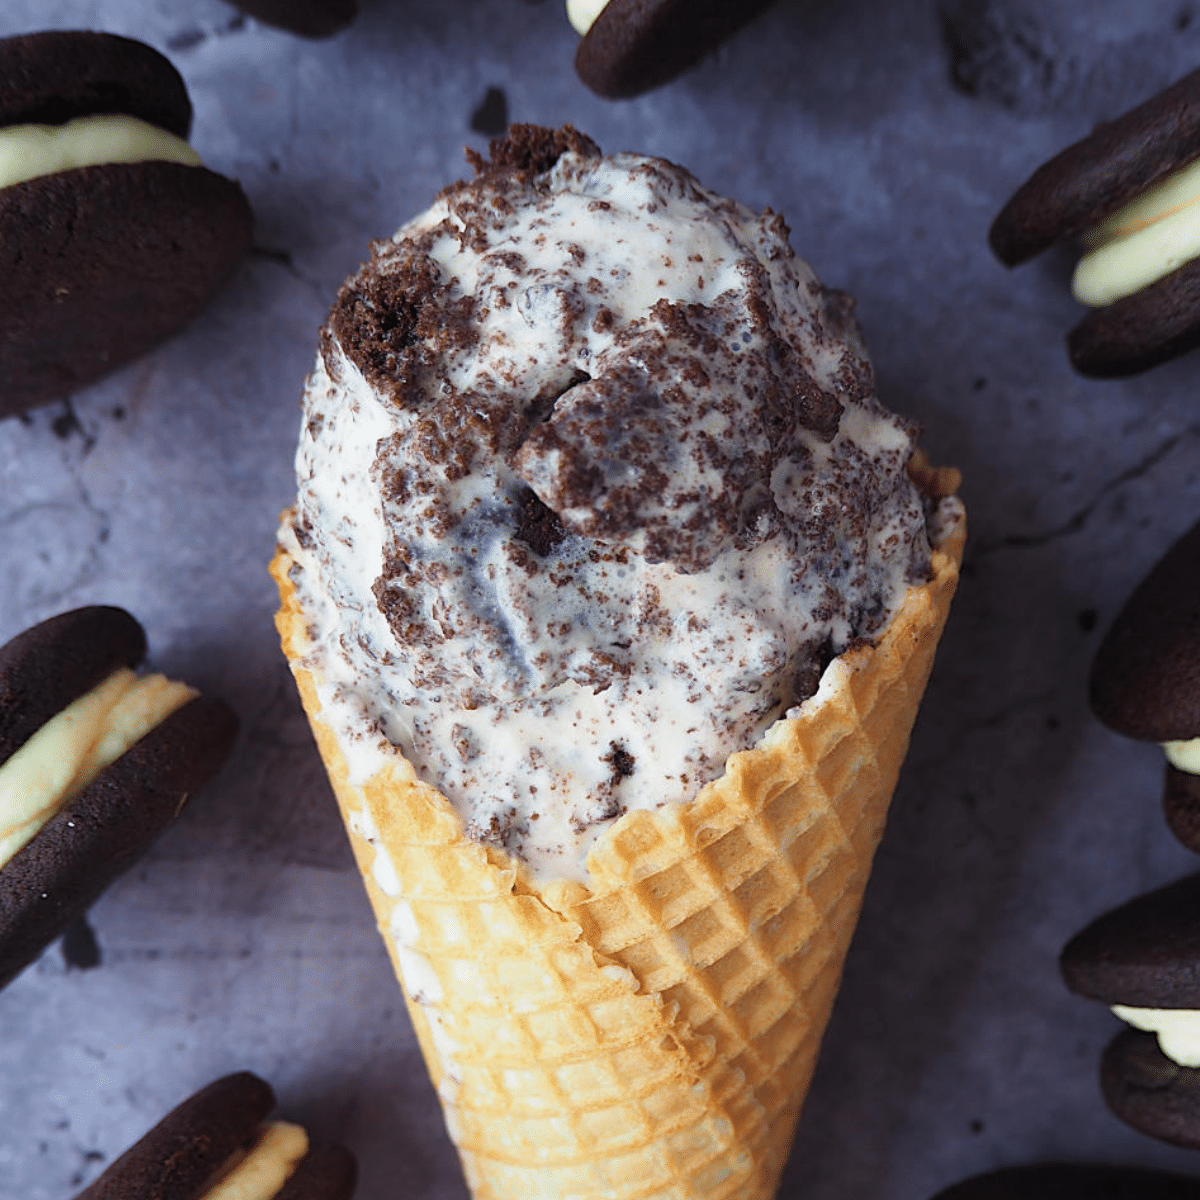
[0,606,238,990]
[989,66,1200,377]
[570,0,778,99]
[227,0,358,38]
[930,1162,1200,1199]
[1088,518,1200,852]
[0,31,253,417]
[1061,872,1200,1146]
[75,1071,357,1199]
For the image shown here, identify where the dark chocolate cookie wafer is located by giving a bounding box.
[1166,764,1200,855]
[574,0,778,99]
[2,161,252,414]
[989,66,1200,266]
[988,66,1200,376]
[276,1145,358,1200]
[0,606,238,990]
[1060,872,1200,1007]
[931,1161,1200,1199]
[1067,257,1200,378]
[76,1073,276,1200]
[0,31,191,135]
[75,1072,357,1199]
[1102,1028,1200,1150]
[0,31,253,417]
[228,0,358,38]
[0,605,145,763]
[1089,518,1200,744]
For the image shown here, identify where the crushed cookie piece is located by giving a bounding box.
[606,742,636,781]
[514,487,566,556]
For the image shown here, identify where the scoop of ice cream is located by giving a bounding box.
[282,125,938,883]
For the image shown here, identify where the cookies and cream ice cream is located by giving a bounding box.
[274,125,965,1200]
[278,125,950,884]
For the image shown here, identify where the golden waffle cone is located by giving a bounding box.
[271,466,964,1200]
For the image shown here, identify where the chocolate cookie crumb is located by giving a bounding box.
[466,123,601,182]
[792,638,836,704]
[328,251,448,406]
[514,487,566,556]
[60,914,101,970]
[606,741,636,782]
[470,87,509,137]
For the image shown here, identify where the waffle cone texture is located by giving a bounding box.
[271,469,964,1200]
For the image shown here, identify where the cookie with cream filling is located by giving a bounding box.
[1088,518,1200,852]
[73,1072,357,1200]
[989,66,1200,376]
[1061,873,1200,1146]
[570,0,778,98]
[0,31,253,417]
[0,606,238,990]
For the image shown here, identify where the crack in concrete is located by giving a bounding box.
[250,243,329,303]
[166,12,248,52]
[50,398,96,456]
[973,423,1200,556]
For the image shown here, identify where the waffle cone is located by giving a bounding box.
[271,467,964,1200]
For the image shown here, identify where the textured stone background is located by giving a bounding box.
[4,0,1200,1196]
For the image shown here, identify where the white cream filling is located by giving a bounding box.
[566,0,610,35]
[0,667,197,870]
[0,112,201,192]
[1165,735,1200,775]
[1073,156,1200,306]
[198,1121,309,1200]
[1112,1004,1200,1068]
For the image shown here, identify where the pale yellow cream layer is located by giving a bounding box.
[1165,736,1200,774]
[1113,1003,1200,1067]
[0,667,196,870]
[200,1121,309,1200]
[566,0,609,35]
[1074,156,1200,306]
[0,113,201,192]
